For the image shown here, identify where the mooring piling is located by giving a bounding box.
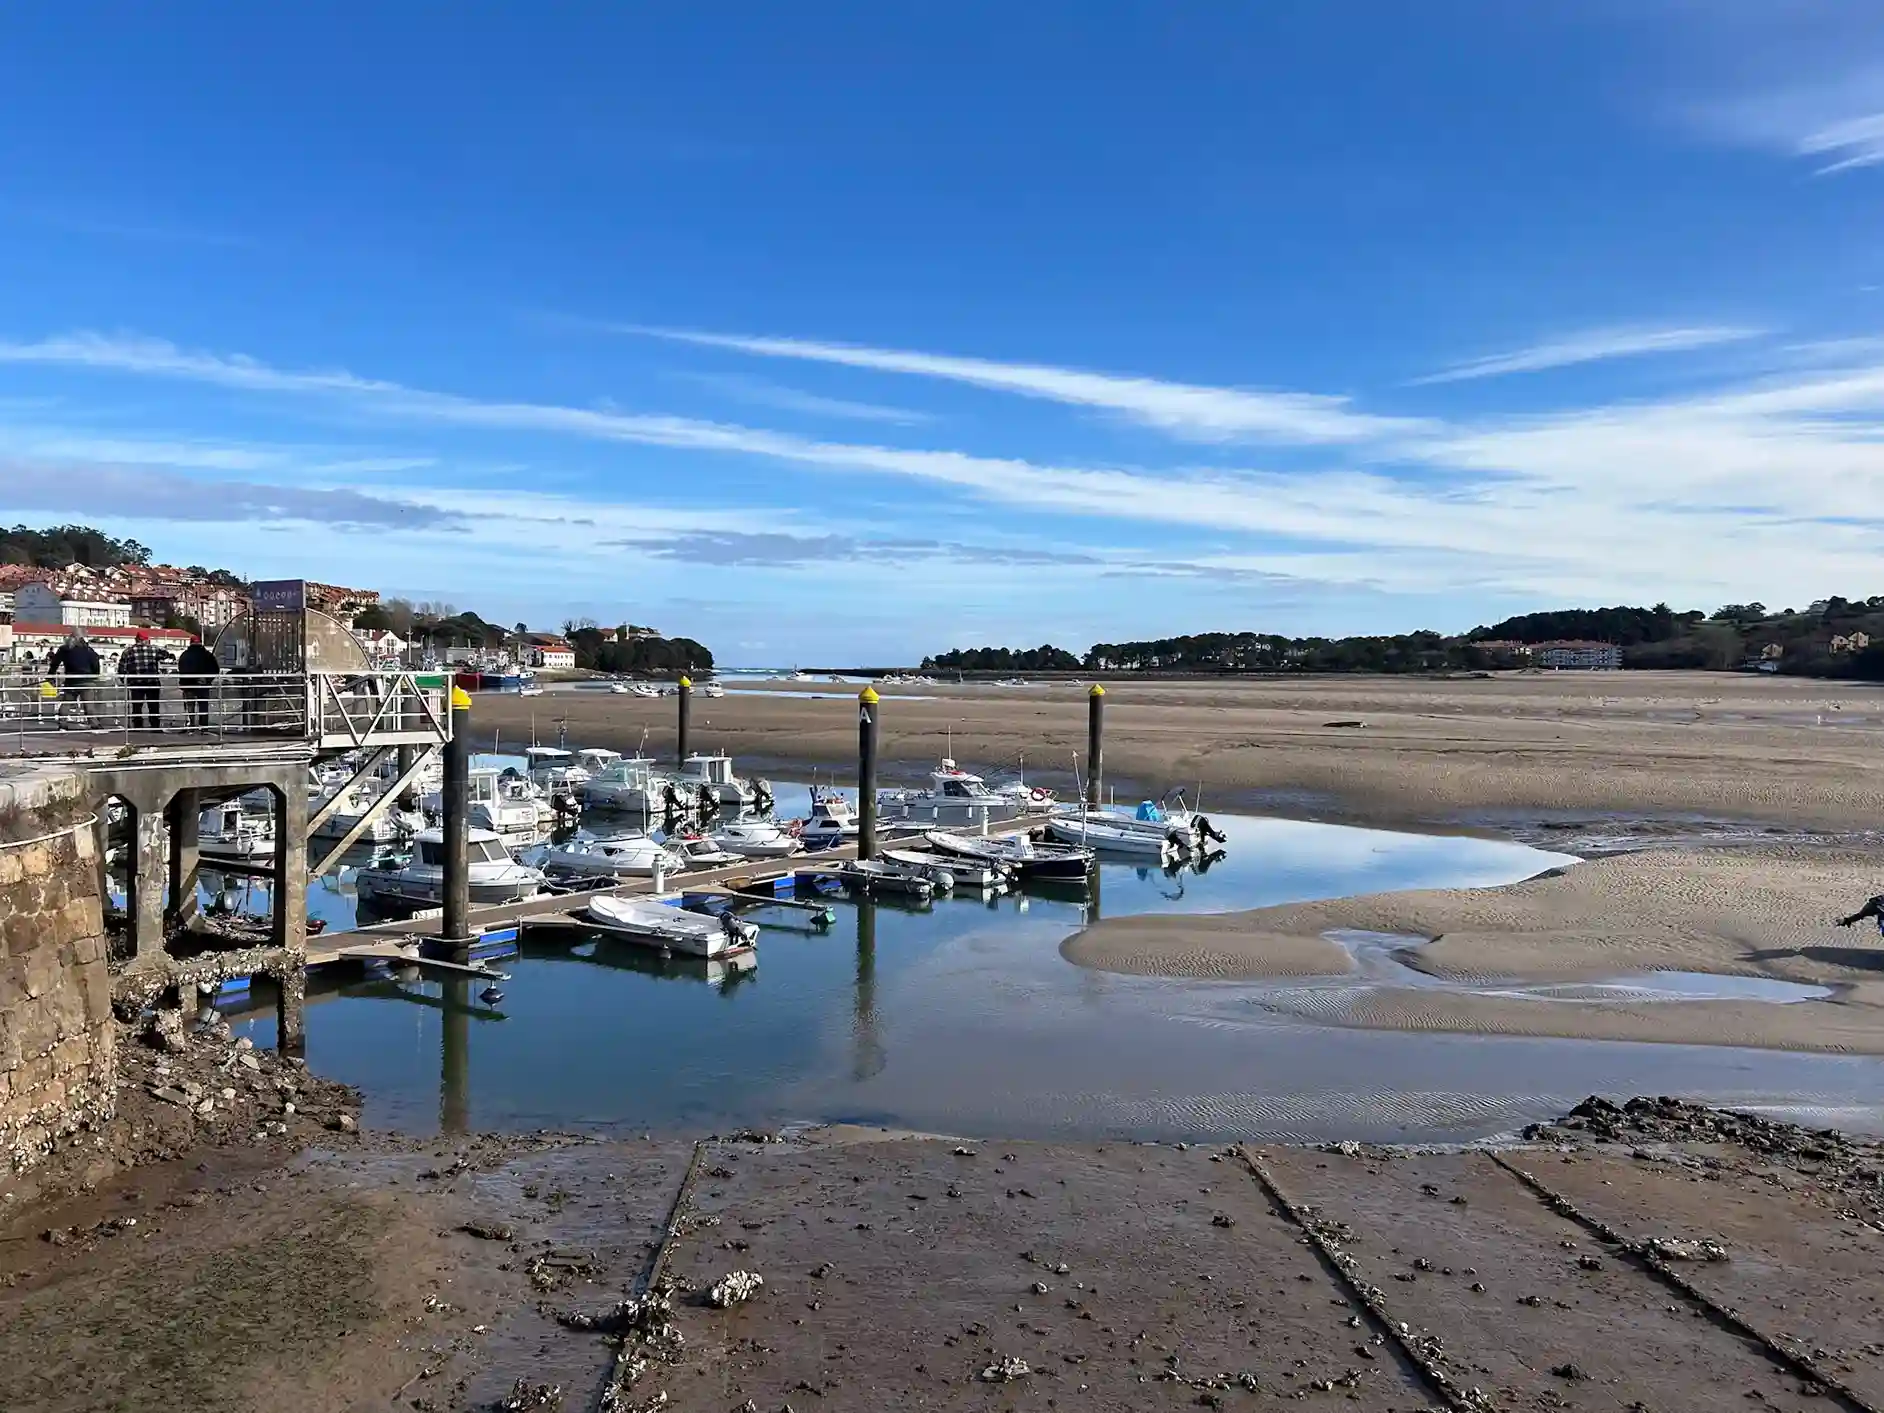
[442,685,472,955]
[677,675,692,764]
[1086,684,1106,806]
[858,685,880,859]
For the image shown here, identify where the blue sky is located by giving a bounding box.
[4,3,1884,664]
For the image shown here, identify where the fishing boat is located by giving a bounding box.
[582,895,758,957]
[541,830,685,879]
[607,682,633,695]
[699,681,726,699]
[925,829,1094,879]
[880,848,1009,891]
[575,747,622,775]
[198,800,275,862]
[671,753,766,808]
[630,683,662,699]
[825,858,937,900]
[798,789,860,849]
[710,819,802,859]
[354,829,545,907]
[1049,798,1221,851]
[582,756,671,813]
[524,745,589,793]
[882,758,1020,825]
[475,770,555,846]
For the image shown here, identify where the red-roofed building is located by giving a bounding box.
[528,638,576,670]
[7,622,195,669]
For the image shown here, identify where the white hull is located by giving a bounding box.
[354,868,542,907]
[583,782,667,812]
[1045,816,1180,857]
[543,837,683,878]
[711,835,801,860]
[882,849,1008,890]
[583,896,757,957]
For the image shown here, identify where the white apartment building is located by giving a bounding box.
[13,581,132,628]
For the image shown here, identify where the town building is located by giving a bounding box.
[529,638,577,670]
[7,622,194,668]
[13,581,133,628]
[1533,640,1622,670]
[356,629,408,662]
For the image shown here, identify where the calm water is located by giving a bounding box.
[223,802,1884,1145]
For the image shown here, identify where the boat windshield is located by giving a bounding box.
[472,839,512,864]
[418,841,442,866]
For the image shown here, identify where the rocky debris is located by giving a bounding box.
[496,1379,564,1410]
[705,1271,764,1308]
[1550,1362,1590,1381]
[952,1146,976,1157]
[725,1128,779,1144]
[979,1355,1030,1382]
[1210,1213,1237,1229]
[327,1113,358,1134]
[810,1262,835,1279]
[1531,1096,1884,1224]
[1645,1237,1730,1263]
[459,1221,516,1242]
[527,1247,600,1292]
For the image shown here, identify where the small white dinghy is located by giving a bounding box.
[1045,813,1183,860]
[583,895,759,957]
[830,858,940,899]
[881,848,1007,891]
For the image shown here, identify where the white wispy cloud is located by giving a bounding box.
[673,371,932,425]
[620,324,1428,445]
[10,327,1884,610]
[1410,325,1763,385]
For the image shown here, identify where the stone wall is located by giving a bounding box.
[0,765,114,1176]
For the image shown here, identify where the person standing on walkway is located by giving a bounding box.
[117,630,173,733]
[177,635,220,731]
[46,630,102,729]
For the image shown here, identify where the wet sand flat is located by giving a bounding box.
[484,670,1884,831]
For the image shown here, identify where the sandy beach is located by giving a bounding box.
[483,671,1884,1055]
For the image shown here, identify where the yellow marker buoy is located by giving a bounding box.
[1089,683,1105,696]
[859,685,880,704]
[678,675,692,689]
[449,685,472,710]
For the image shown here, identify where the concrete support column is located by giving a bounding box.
[274,963,306,1057]
[166,787,201,929]
[396,743,417,807]
[857,687,880,860]
[269,776,308,954]
[1085,685,1106,807]
[676,676,692,765]
[130,803,168,966]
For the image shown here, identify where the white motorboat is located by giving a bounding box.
[710,819,802,859]
[798,789,859,849]
[674,753,767,808]
[582,895,758,957]
[883,758,1021,825]
[666,832,745,868]
[525,745,589,793]
[575,747,622,775]
[311,780,424,845]
[354,829,545,907]
[925,829,1094,879]
[582,756,673,813]
[1049,799,1216,851]
[699,682,726,699]
[881,848,1008,891]
[607,682,633,695]
[827,858,936,899]
[420,767,552,845]
[541,831,685,879]
[198,800,275,861]
[1045,812,1182,859]
[519,684,545,697]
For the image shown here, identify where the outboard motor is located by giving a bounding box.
[1199,815,1228,846]
[697,782,718,815]
[753,779,774,812]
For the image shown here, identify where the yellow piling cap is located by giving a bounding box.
[39,680,58,699]
[450,685,473,710]
[1089,683,1106,697]
[679,675,692,689]
[859,686,880,705]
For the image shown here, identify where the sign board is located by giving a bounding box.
[250,579,307,614]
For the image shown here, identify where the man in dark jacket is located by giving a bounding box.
[117,631,173,732]
[177,636,220,730]
[47,631,102,729]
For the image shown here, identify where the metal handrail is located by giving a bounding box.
[0,668,450,754]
